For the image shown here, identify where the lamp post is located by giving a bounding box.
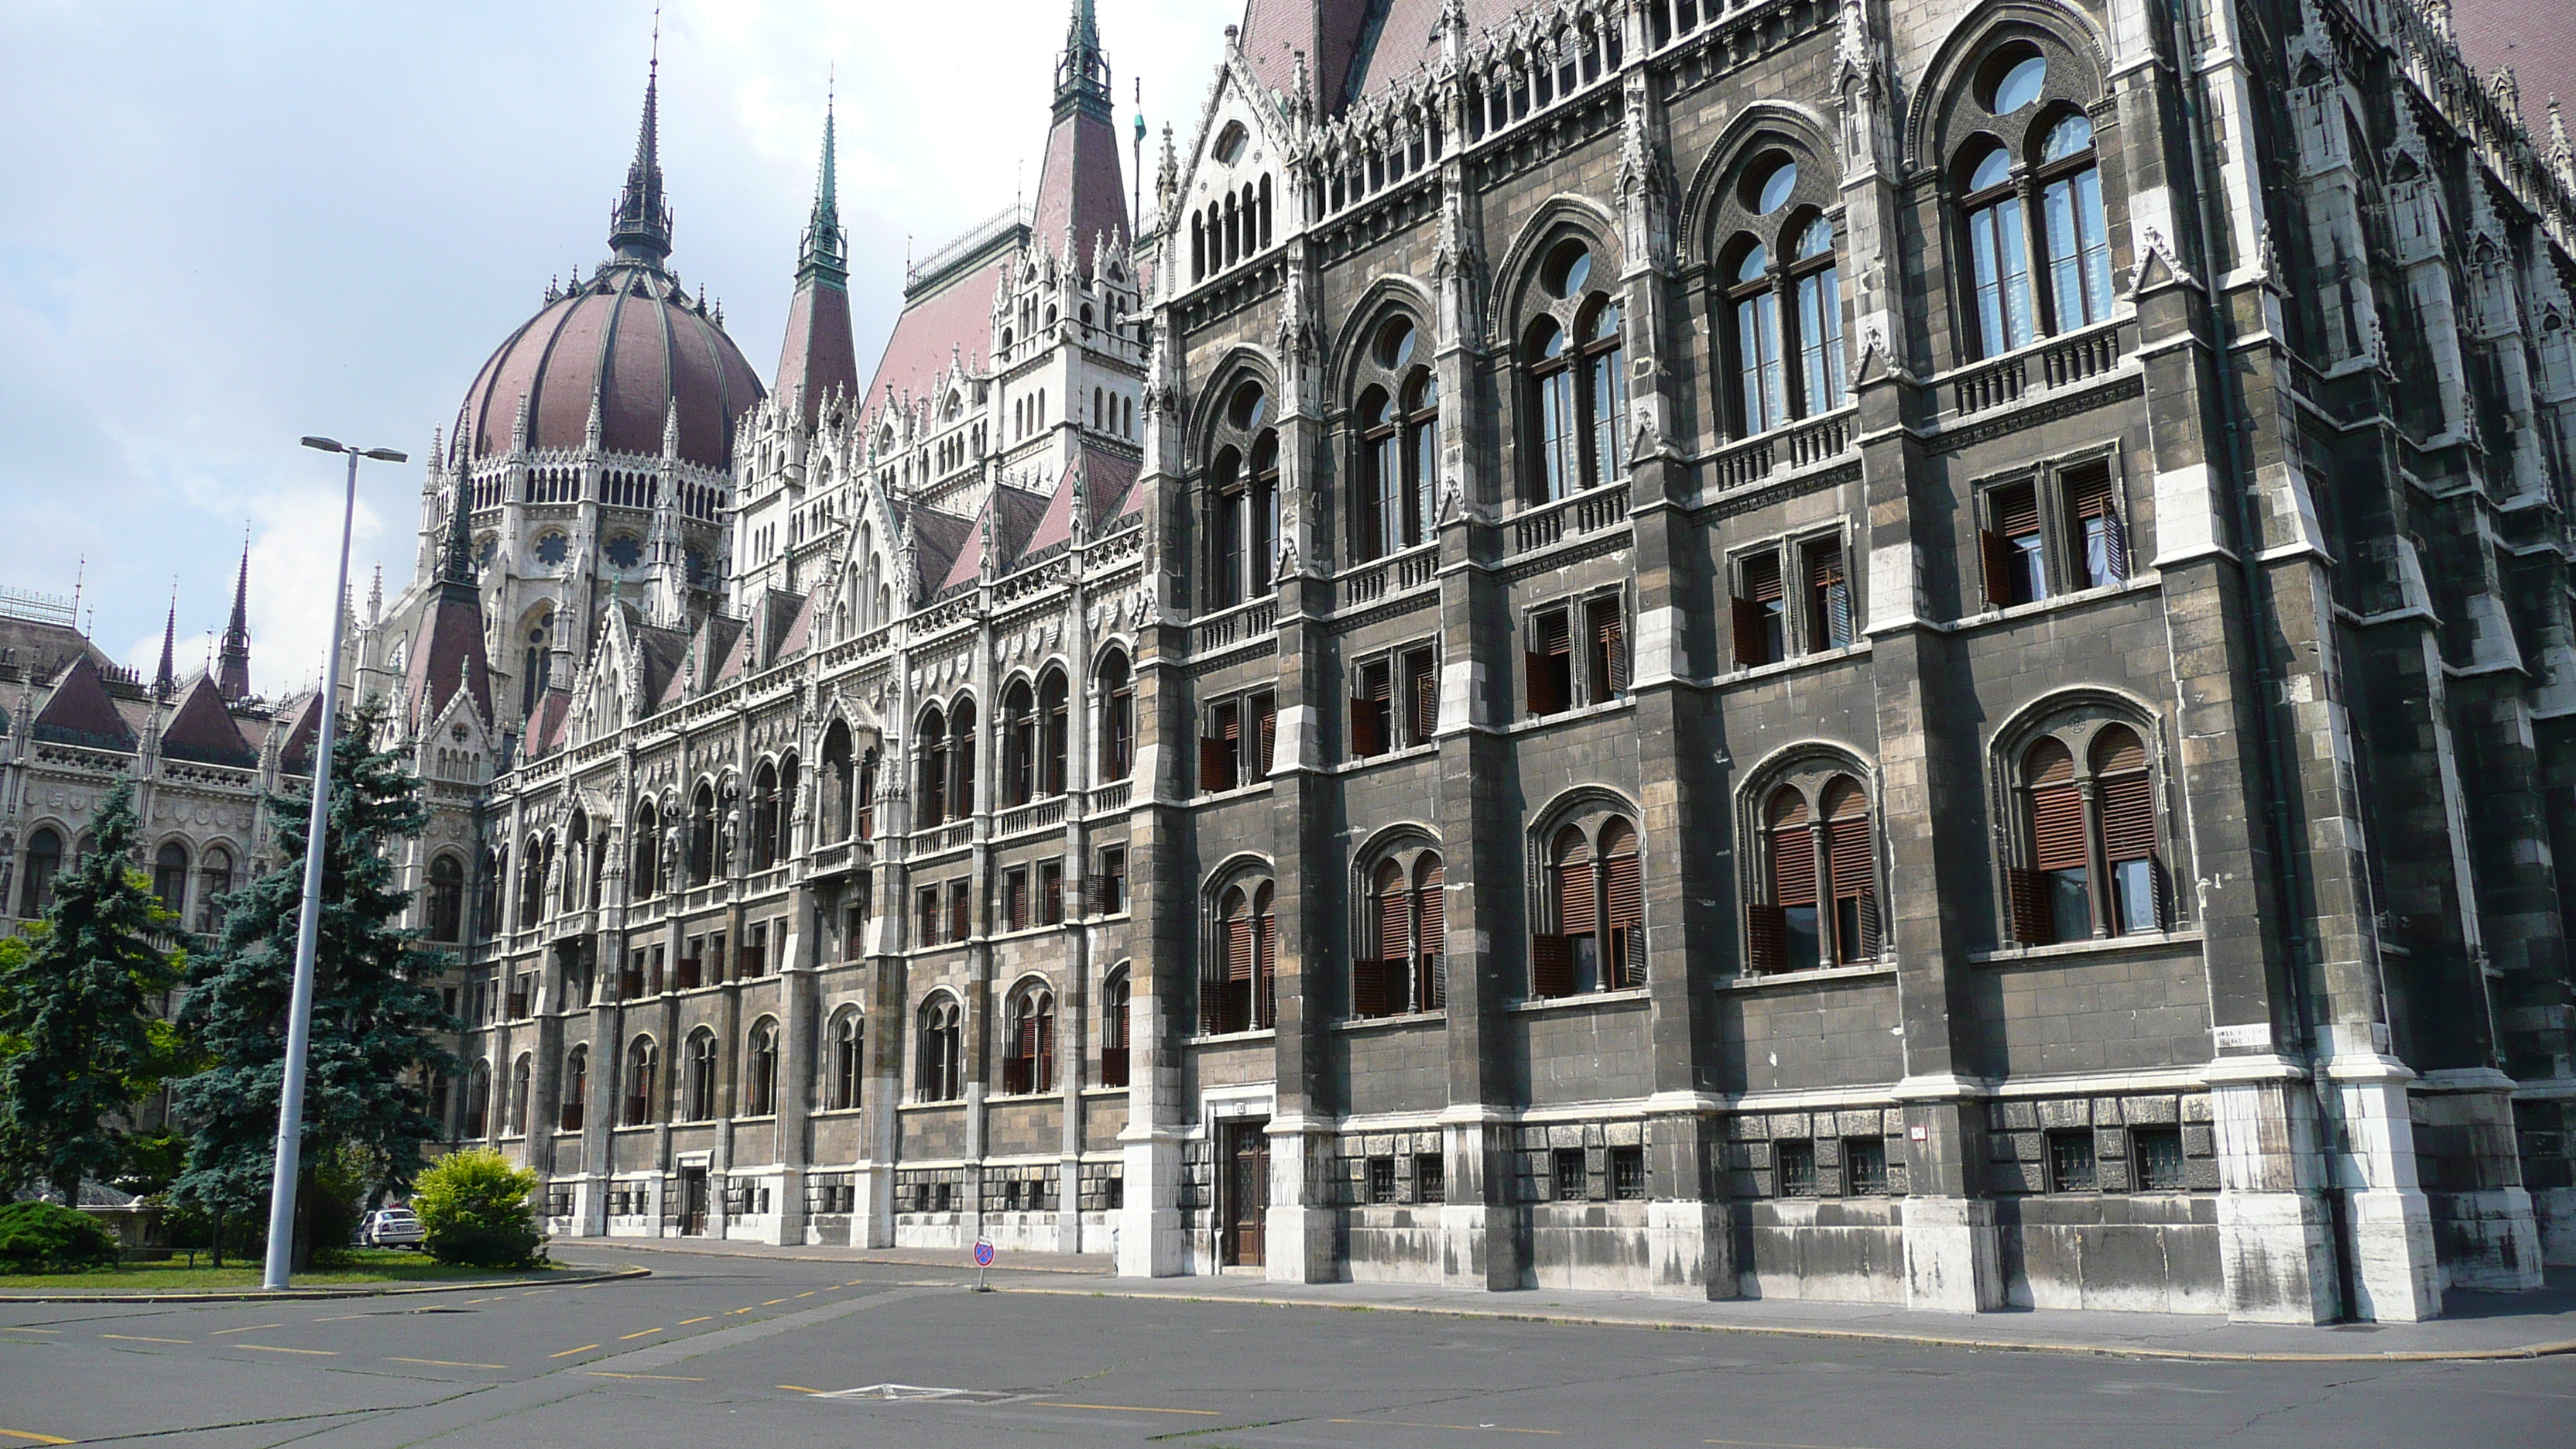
[262,435,407,1292]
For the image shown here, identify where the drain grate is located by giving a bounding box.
[822,1383,1017,1403]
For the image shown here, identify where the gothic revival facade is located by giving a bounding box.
[18,0,2576,1325]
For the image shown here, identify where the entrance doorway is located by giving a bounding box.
[680,1166,710,1235]
[1222,1119,1269,1269]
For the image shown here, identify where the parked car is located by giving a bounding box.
[359,1207,424,1249]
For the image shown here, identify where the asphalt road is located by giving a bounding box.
[3,1249,2571,1448]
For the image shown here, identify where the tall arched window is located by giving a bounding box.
[744,1019,779,1116]
[18,828,60,917]
[1792,217,1847,411]
[1098,653,1135,781]
[855,747,879,841]
[508,1053,532,1136]
[948,701,978,819]
[519,833,550,926]
[828,1009,863,1111]
[1961,142,2033,357]
[822,721,854,841]
[1359,386,1399,560]
[564,811,589,910]
[750,762,781,871]
[560,1045,587,1131]
[1204,381,1279,608]
[1599,820,1643,985]
[1728,242,1786,433]
[153,842,189,917]
[2036,114,2112,330]
[1100,970,1130,1087]
[522,609,553,717]
[1758,787,1819,972]
[1528,808,1649,995]
[1748,771,1879,972]
[1355,844,1447,1018]
[426,854,464,941]
[196,846,233,934]
[478,847,503,939]
[1354,316,1440,561]
[1528,318,1579,498]
[1403,369,1440,541]
[1522,238,1622,501]
[688,784,716,886]
[683,1029,719,1121]
[623,1036,658,1125]
[2007,721,2165,944]
[1201,880,1277,1034]
[464,1060,492,1139]
[630,801,660,899]
[1001,680,1038,807]
[917,995,963,1101]
[1581,300,1627,485]
[919,704,950,825]
[1040,670,1070,796]
[1820,778,1879,964]
[1002,984,1056,1094]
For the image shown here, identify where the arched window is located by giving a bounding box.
[478,847,504,938]
[630,801,660,899]
[1355,316,1442,561]
[2036,114,2112,330]
[560,1045,588,1131]
[1961,142,2033,357]
[18,827,59,917]
[683,1029,720,1121]
[508,1053,532,1136]
[1581,300,1627,485]
[856,747,879,841]
[1533,813,1645,995]
[688,784,716,886]
[1098,653,1135,781]
[464,1060,492,1139]
[522,609,553,717]
[196,846,233,934]
[1522,238,1622,502]
[1819,778,1879,964]
[2007,722,2165,944]
[776,754,799,863]
[1201,881,1277,1034]
[1002,984,1057,1094]
[1528,317,1578,499]
[828,1009,864,1111]
[1100,970,1131,1087]
[917,995,964,1101]
[1728,239,1785,433]
[823,721,855,842]
[2022,736,2086,943]
[2094,726,2160,934]
[1403,368,1440,543]
[426,854,464,942]
[519,833,550,926]
[564,812,589,912]
[153,841,189,917]
[623,1036,658,1126]
[1359,386,1398,561]
[750,761,781,871]
[919,704,950,825]
[1040,670,1070,796]
[948,701,978,820]
[744,1019,779,1116]
[1792,217,1848,412]
[1204,382,1279,609]
[1747,771,1878,973]
[1001,680,1038,807]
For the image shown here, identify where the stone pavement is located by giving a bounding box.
[557,1235,2576,1362]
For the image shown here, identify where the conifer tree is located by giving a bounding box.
[0,780,182,1206]
[171,697,456,1249]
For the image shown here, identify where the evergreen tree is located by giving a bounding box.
[171,697,457,1250]
[0,780,183,1205]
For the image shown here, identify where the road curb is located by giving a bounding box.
[556,1241,1107,1276]
[0,1263,650,1304]
[992,1284,2576,1364]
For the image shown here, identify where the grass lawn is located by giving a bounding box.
[0,1247,559,1292]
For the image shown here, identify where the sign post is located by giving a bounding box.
[972,1237,996,1292]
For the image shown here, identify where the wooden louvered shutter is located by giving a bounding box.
[1558,858,1598,934]
[1257,906,1277,1026]
[1378,880,1412,959]
[1593,601,1629,696]
[1256,702,1277,776]
[1200,736,1228,793]
[1531,933,1575,998]
[1979,529,2014,608]
[2068,469,2128,581]
[1353,666,1390,756]
[1036,1005,1054,1090]
[1528,611,1572,714]
[1746,903,1786,974]
[1411,655,1439,741]
[1770,824,1817,908]
[2006,866,2052,946]
[2100,775,2156,862]
[1732,598,1767,669]
[1227,913,1255,981]
[1810,547,1851,646]
[1415,860,1447,1009]
[1737,554,1783,666]
[1827,814,1875,957]
[1603,848,1643,988]
[1012,1012,1040,1094]
[2030,784,2088,872]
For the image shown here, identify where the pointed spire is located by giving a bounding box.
[776,84,862,430]
[153,584,177,700]
[608,17,674,266]
[797,81,845,286]
[440,478,478,592]
[1055,0,1109,115]
[217,536,252,701]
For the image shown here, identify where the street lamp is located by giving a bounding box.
[262,435,407,1292]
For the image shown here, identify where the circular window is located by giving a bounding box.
[1374,316,1418,371]
[1983,49,2047,115]
[1213,122,1249,166]
[1542,240,1593,298]
[1744,155,1798,215]
[605,534,642,570]
[1228,381,1269,431]
[533,532,569,566]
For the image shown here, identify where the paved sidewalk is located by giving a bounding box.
[560,1235,2576,1362]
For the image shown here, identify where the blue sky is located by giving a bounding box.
[0,1,1227,697]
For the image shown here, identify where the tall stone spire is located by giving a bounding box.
[153,586,177,700]
[608,24,674,266]
[1032,0,1126,266]
[216,539,252,701]
[775,88,861,429]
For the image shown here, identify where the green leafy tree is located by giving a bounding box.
[170,696,457,1262]
[411,1148,542,1268]
[0,781,182,1205]
[0,1200,122,1273]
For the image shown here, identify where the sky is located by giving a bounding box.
[0,0,1231,698]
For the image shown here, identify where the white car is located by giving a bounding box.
[360,1208,424,1249]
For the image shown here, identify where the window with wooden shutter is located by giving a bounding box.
[2064,466,2128,588]
[1255,886,1279,1028]
[1601,820,1643,987]
[1253,693,1278,776]
[1526,609,1573,715]
[1414,855,1447,1010]
[1764,788,1821,972]
[1821,777,1876,963]
[1202,702,1241,793]
[2093,725,2160,933]
[1101,976,1130,1087]
[1735,551,1784,667]
[1531,931,1576,998]
[1004,868,1029,932]
[948,879,972,943]
[1404,647,1439,745]
[1985,481,2047,606]
[1040,860,1065,925]
[1588,598,1629,701]
[1807,542,1853,650]
[1353,663,1392,756]
[1357,862,1408,1018]
[2023,737,2090,942]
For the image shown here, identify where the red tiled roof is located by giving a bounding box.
[2451,0,2576,128]
[774,276,861,429]
[30,654,134,752]
[772,584,824,659]
[526,688,573,758]
[937,485,1054,593]
[160,673,258,769]
[273,691,324,775]
[404,591,493,730]
[1240,0,1532,111]
[906,507,975,598]
[1031,101,1130,267]
[1021,445,1143,556]
[859,260,1006,440]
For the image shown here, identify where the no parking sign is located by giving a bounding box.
[973,1237,995,1290]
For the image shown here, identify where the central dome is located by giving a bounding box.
[453,260,763,472]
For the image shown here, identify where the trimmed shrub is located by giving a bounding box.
[412,1149,543,1269]
[0,1201,122,1273]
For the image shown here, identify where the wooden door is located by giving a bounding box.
[681,1167,709,1235]
[1225,1121,1269,1267]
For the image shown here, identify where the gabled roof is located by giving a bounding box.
[272,691,324,776]
[31,655,135,752]
[0,614,111,689]
[772,584,824,659]
[937,485,1054,593]
[906,508,975,599]
[525,687,573,759]
[402,589,492,731]
[1021,444,1142,557]
[859,259,1007,441]
[160,673,258,769]
[1240,0,1528,112]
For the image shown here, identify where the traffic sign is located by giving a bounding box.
[973,1238,996,1268]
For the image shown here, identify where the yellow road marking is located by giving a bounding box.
[676,1316,712,1325]
[823,1283,845,1291]
[521,1289,553,1296]
[208,1322,285,1336]
[777,1384,824,1394]
[0,1428,74,1444]
[793,1290,816,1298]
[618,1327,663,1340]
[0,1327,60,1334]
[237,1344,336,1355]
[313,1314,365,1321]
[1031,1402,1221,1416]
[843,1278,865,1286]
[1335,1420,1560,1436]
[461,1297,496,1304]
[389,1356,508,1369]
[548,1343,603,1358]
[587,1371,704,1381]
[101,1334,190,1344]
[726,1306,756,1314]
[761,1297,790,1305]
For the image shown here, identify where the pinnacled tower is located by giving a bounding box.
[216,541,252,701]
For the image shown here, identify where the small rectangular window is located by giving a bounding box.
[1004,868,1029,932]
[2133,1126,2186,1191]
[916,886,940,945]
[2047,1129,2098,1193]
[1981,481,2047,607]
[1804,540,1853,651]
[1403,646,1440,745]
[1352,659,1394,757]
[1553,1147,1589,1202]
[1610,1145,1647,1201]
[1845,1136,1888,1195]
[1097,847,1128,915]
[1776,1139,1817,1197]
[1586,597,1629,702]
[1249,691,1277,777]
[947,879,972,944]
[2063,464,2128,590]
[1368,1156,1397,1204]
[1733,550,1785,667]
[1415,1153,1446,1204]
[1526,609,1574,715]
[1039,860,1065,925]
[1201,701,1242,793]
